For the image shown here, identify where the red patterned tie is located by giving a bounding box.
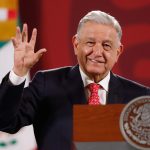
[88,83,100,105]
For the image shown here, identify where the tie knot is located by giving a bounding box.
[88,83,100,93]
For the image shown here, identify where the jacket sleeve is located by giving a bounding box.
[0,71,44,134]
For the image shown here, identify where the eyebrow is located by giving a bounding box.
[82,37,114,45]
[85,37,95,41]
[103,40,113,45]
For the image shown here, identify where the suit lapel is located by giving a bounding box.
[107,72,125,104]
[63,67,125,104]
[63,65,87,104]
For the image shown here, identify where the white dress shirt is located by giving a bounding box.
[79,67,110,105]
[9,70,27,85]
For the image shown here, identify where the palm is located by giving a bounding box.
[15,41,35,68]
[12,24,46,76]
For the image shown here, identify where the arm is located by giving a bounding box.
[0,24,46,133]
[0,71,45,134]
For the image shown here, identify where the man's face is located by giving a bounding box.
[73,21,123,80]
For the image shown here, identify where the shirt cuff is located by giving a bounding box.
[9,70,27,85]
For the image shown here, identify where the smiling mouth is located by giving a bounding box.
[88,58,105,64]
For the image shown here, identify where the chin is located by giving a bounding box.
[86,67,106,76]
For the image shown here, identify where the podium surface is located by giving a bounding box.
[73,104,125,141]
[73,104,139,150]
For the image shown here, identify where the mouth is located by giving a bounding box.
[88,58,105,64]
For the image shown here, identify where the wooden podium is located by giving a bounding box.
[73,104,125,142]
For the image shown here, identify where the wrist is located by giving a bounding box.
[9,70,26,85]
[13,67,29,77]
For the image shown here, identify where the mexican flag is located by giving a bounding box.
[0,0,37,149]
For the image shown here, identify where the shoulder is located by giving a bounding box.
[35,66,72,75]
[40,66,73,75]
[31,66,74,82]
[113,73,150,94]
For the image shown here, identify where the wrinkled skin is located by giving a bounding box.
[72,22,123,82]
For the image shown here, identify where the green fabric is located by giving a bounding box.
[0,42,7,48]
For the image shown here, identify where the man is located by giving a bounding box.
[0,10,149,150]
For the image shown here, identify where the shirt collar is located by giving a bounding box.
[79,67,110,92]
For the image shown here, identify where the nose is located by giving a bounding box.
[92,43,103,55]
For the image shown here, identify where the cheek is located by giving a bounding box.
[77,47,91,58]
[76,48,86,64]
[84,48,92,55]
[104,52,118,64]
[103,52,112,61]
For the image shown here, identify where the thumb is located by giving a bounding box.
[35,48,47,61]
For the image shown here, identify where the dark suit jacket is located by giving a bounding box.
[0,65,149,150]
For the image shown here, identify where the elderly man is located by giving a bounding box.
[0,10,149,150]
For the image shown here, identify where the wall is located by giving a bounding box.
[19,0,150,86]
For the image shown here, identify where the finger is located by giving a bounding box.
[35,48,47,61]
[11,37,18,48]
[16,26,22,43]
[29,28,37,49]
[22,23,28,42]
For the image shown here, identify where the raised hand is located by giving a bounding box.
[11,24,47,76]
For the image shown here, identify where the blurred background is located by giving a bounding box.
[0,0,150,149]
[20,0,150,87]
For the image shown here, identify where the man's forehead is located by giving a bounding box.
[79,34,116,43]
[79,28,119,43]
[84,37,112,41]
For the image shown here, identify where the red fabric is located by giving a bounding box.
[88,83,100,105]
[19,0,150,86]
[8,9,17,19]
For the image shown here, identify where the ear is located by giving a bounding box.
[116,44,124,62]
[72,35,79,55]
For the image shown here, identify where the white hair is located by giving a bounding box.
[77,10,122,40]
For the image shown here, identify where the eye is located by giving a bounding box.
[103,43,112,51]
[86,41,95,47]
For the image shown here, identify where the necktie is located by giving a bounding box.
[87,83,100,105]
